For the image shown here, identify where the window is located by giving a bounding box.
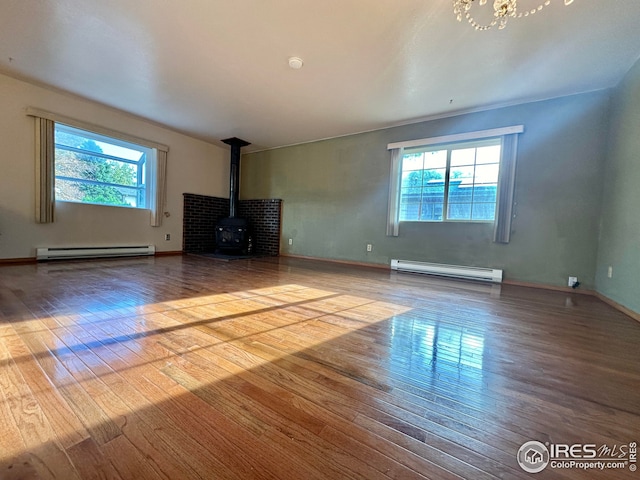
[54,124,153,209]
[386,125,522,242]
[30,108,168,226]
[399,138,501,222]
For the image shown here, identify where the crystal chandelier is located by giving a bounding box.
[453,0,574,31]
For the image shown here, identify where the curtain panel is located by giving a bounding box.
[386,147,403,237]
[34,117,55,223]
[150,149,168,227]
[493,134,519,244]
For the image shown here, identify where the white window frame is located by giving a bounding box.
[54,123,153,209]
[387,126,523,241]
[400,137,502,223]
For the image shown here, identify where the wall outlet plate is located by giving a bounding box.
[568,276,577,287]
[366,244,372,252]
[165,233,171,241]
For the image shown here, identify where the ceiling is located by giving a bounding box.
[1,0,640,152]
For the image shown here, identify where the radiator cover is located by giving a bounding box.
[36,245,156,261]
[390,259,503,283]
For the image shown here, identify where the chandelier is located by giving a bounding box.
[453,0,574,31]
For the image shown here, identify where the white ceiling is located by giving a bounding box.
[1,0,639,152]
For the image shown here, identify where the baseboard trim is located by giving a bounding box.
[0,257,36,265]
[502,279,594,296]
[280,253,390,270]
[595,292,640,323]
[154,251,184,257]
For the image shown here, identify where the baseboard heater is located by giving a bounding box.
[391,259,503,283]
[36,245,156,261]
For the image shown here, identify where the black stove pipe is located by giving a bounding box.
[221,137,251,218]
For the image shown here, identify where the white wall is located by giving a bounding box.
[0,72,229,259]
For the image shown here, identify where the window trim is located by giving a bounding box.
[387,125,523,151]
[27,107,169,152]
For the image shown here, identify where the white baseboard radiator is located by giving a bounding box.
[36,245,156,261]
[391,259,503,283]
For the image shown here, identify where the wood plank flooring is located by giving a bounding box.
[0,255,638,479]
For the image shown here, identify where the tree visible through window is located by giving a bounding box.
[399,138,501,222]
[54,124,151,208]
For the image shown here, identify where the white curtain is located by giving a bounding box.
[150,149,168,227]
[493,134,518,243]
[35,117,55,223]
[386,147,403,236]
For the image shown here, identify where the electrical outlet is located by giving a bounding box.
[568,276,577,287]
[366,243,373,252]
[288,238,293,245]
[607,266,613,278]
[165,233,170,241]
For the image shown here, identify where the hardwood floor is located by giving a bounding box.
[0,255,638,479]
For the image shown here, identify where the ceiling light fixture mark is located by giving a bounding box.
[288,57,303,69]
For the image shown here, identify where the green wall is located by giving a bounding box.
[242,91,611,289]
[595,59,640,313]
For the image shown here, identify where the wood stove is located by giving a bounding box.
[215,137,253,255]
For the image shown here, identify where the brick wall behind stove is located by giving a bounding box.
[238,199,282,256]
[183,193,282,255]
[183,193,229,253]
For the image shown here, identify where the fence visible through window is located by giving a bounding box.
[399,138,501,222]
